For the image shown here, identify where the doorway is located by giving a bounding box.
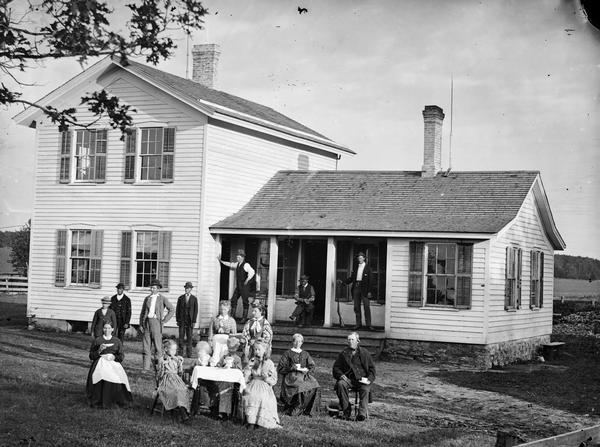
[302,240,327,326]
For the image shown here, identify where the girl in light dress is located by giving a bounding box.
[157,339,192,423]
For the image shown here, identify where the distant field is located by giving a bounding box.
[0,247,14,274]
[554,278,600,298]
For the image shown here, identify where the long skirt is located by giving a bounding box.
[86,358,132,408]
[283,387,321,416]
[243,379,280,429]
[158,372,191,411]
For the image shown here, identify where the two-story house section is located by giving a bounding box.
[14,44,354,331]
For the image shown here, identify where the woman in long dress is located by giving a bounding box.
[157,339,192,423]
[242,303,272,362]
[242,340,280,429]
[277,333,321,416]
[86,321,132,408]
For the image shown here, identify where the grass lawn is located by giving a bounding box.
[1,296,598,446]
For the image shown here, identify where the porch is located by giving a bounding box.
[215,235,388,330]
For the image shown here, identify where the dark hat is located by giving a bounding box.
[115,283,125,289]
[251,301,265,312]
[356,252,366,258]
[101,296,111,304]
[300,274,309,280]
[184,281,193,289]
[150,278,162,288]
[236,249,246,257]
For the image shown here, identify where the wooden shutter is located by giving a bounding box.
[124,129,136,183]
[89,230,103,288]
[55,229,68,286]
[456,243,472,309]
[516,248,522,308]
[93,130,107,182]
[59,131,71,183]
[119,231,132,289]
[161,128,175,182]
[157,231,172,289]
[539,252,544,308]
[408,241,424,306]
[504,246,511,309]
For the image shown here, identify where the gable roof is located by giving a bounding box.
[211,170,565,249]
[13,56,353,155]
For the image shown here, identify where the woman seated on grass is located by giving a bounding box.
[158,339,192,423]
[243,340,280,429]
[86,321,132,408]
[277,333,321,416]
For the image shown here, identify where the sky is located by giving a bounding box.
[0,0,599,258]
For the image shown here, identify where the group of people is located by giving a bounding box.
[85,250,377,426]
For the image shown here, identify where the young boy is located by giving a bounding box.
[90,296,118,339]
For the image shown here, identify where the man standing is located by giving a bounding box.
[110,282,131,342]
[139,278,175,371]
[176,281,198,358]
[341,252,374,330]
[332,332,376,421]
[218,249,256,321]
[289,274,315,327]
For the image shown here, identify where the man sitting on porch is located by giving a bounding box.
[332,332,376,421]
[289,274,315,327]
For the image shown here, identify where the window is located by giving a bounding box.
[297,154,309,170]
[276,239,299,296]
[505,246,522,310]
[530,250,544,308]
[408,241,473,308]
[124,127,175,182]
[119,230,171,290]
[58,129,107,183]
[54,229,103,287]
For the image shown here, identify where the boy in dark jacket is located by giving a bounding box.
[110,283,132,342]
[91,296,118,338]
[176,282,198,358]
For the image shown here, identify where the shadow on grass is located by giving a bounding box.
[0,341,91,369]
[0,301,27,327]
[431,339,600,416]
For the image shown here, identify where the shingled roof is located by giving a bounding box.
[211,170,541,234]
[123,60,353,151]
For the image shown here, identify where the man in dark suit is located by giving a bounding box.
[139,279,175,371]
[332,332,376,421]
[176,281,198,358]
[110,282,131,342]
[342,252,374,330]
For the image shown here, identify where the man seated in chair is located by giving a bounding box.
[332,332,376,421]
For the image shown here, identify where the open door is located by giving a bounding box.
[302,239,327,326]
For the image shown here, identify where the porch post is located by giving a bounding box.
[324,237,336,328]
[267,236,278,319]
[214,234,222,312]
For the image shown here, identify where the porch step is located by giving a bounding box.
[271,324,386,360]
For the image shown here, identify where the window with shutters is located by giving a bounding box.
[530,250,544,309]
[58,130,107,183]
[122,127,175,182]
[117,230,171,290]
[505,246,522,310]
[276,238,299,297]
[408,241,473,309]
[54,229,102,287]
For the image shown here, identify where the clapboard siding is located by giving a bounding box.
[386,239,487,344]
[486,186,554,343]
[196,124,338,325]
[28,72,206,326]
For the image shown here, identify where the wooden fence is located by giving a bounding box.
[0,274,28,293]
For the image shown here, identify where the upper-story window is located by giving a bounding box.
[59,130,107,183]
[124,127,175,183]
[408,241,473,309]
[504,246,522,310]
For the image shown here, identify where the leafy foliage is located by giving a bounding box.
[554,254,600,281]
[1,0,208,133]
[8,219,30,276]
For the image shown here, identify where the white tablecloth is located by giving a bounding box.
[190,366,246,393]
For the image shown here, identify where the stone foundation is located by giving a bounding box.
[383,335,550,369]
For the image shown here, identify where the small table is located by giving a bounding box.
[190,366,246,392]
[189,366,246,421]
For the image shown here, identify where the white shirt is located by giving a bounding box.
[148,294,158,318]
[116,294,124,301]
[356,263,365,281]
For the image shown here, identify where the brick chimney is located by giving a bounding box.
[421,105,445,178]
[192,44,220,89]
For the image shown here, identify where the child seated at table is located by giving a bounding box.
[157,340,192,423]
[221,336,243,370]
[190,341,213,413]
